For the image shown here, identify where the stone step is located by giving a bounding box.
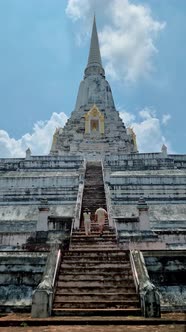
[82,195,105,198]
[76,223,110,227]
[78,226,111,231]
[58,274,133,282]
[72,233,116,238]
[83,186,104,188]
[56,284,136,291]
[54,293,139,302]
[60,262,130,269]
[64,250,127,256]
[82,203,106,206]
[83,198,106,202]
[82,193,105,196]
[83,192,105,195]
[70,241,117,245]
[71,235,114,240]
[83,183,105,186]
[83,204,106,206]
[62,257,128,263]
[70,238,117,243]
[77,229,111,233]
[83,198,105,200]
[72,230,115,235]
[69,246,120,251]
[52,308,141,316]
[83,194,105,197]
[83,198,105,201]
[63,256,130,265]
[82,220,109,224]
[70,244,118,248]
[78,226,110,230]
[72,229,113,233]
[72,232,115,236]
[84,177,104,180]
[53,300,140,309]
[83,186,105,189]
[70,241,117,246]
[60,266,131,274]
[71,234,116,238]
[66,249,127,255]
[70,239,116,244]
[63,256,128,262]
[68,248,120,252]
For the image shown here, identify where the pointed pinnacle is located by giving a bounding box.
[87,15,102,68]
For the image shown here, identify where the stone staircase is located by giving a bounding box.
[81,161,107,217]
[52,161,141,316]
[53,221,140,315]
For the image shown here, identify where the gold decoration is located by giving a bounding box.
[52,128,58,145]
[84,104,104,134]
[127,127,138,151]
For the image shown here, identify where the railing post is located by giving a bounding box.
[101,161,116,230]
[130,250,161,318]
[31,248,61,318]
[73,160,86,230]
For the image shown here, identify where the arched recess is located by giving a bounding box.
[85,104,104,134]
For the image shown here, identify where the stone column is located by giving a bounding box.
[37,199,50,231]
[79,167,85,182]
[25,148,31,159]
[103,165,110,183]
[137,197,151,231]
[161,144,167,158]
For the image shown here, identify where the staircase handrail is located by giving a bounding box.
[101,160,117,234]
[130,249,161,318]
[70,217,75,239]
[73,160,86,229]
[130,249,139,293]
[52,249,61,287]
[31,248,62,318]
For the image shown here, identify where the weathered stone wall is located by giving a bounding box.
[0,251,48,311]
[154,231,186,248]
[0,233,32,249]
[144,251,186,311]
[0,155,84,171]
[104,153,186,170]
[112,204,186,226]
[0,205,75,222]
[103,153,186,249]
[0,156,84,246]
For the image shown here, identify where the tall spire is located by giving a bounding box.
[87,15,102,68]
[84,15,105,78]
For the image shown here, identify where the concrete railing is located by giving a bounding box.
[130,250,161,318]
[73,162,86,230]
[31,248,61,318]
[130,249,140,293]
[101,161,115,229]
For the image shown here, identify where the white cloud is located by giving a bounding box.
[66,0,90,21]
[119,107,172,153]
[0,112,67,158]
[117,107,135,126]
[162,113,171,125]
[66,0,165,82]
[0,106,173,158]
[0,108,172,157]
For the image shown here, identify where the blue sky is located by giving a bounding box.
[0,0,186,157]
